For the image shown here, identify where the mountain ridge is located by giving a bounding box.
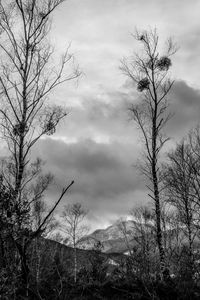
[79,220,138,253]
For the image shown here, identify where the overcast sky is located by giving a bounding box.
[32,0,200,229]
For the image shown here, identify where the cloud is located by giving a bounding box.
[51,0,200,89]
[54,86,138,144]
[172,81,200,107]
[1,0,199,230]
[166,80,200,139]
[35,138,143,195]
[33,137,147,225]
[31,79,200,228]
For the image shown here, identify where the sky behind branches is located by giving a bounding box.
[24,0,200,229]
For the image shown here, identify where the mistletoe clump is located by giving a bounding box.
[45,121,56,135]
[13,123,28,136]
[157,56,172,71]
[137,77,150,92]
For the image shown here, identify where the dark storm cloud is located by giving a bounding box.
[172,81,200,106]
[167,80,200,138]
[35,138,143,199]
[33,79,200,223]
[32,136,148,228]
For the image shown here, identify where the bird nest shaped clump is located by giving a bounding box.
[137,77,150,92]
[13,123,28,136]
[45,121,56,135]
[156,56,171,71]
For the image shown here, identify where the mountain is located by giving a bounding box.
[79,220,138,253]
[79,220,200,254]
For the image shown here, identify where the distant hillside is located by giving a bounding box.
[79,220,138,253]
[32,236,125,271]
[79,220,200,254]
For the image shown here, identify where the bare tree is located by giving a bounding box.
[163,140,200,277]
[0,0,80,296]
[61,203,89,283]
[130,206,157,278]
[121,28,176,275]
[117,218,134,257]
[188,126,200,210]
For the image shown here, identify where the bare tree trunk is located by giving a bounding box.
[121,29,176,276]
[152,118,165,272]
[61,203,89,284]
[186,214,194,278]
[15,242,29,297]
[73,230,77,283]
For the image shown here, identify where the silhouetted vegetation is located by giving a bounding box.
[0,1,200,299]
